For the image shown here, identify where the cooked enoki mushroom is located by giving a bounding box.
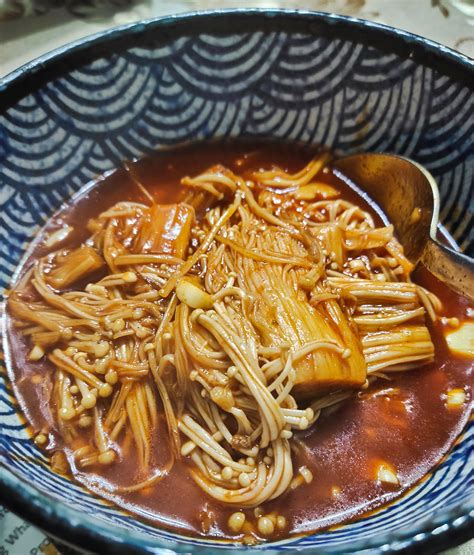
[9,154,440,507]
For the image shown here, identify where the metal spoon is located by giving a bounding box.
[333,153,474,301]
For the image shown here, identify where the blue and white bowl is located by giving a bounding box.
[0,10,473,554]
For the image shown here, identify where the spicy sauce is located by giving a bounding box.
[5,141,473,541]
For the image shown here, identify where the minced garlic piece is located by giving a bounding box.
[176,278,213,309]
[377,463,399,485]
[445,322,474,357]
[293,183,339,201]
[28,345,44,361]
[445,388,466,409]
[44,225,72,248]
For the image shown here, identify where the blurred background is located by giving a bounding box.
[0,0,473,553]
[1,0,473,78]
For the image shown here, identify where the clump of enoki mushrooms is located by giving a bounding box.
[8,153,441,508]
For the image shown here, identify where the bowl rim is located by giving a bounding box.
[0,8,473,554]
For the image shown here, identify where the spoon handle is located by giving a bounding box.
[422,239,474,302]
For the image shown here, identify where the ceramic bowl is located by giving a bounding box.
[0,9,473,554]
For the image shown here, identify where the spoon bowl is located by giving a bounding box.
[334,153,474,301]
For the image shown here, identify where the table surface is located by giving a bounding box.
[0,0,473,553]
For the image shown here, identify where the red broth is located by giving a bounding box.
[5,141,473,542]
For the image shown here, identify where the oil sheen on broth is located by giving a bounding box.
[5,142,473,543]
